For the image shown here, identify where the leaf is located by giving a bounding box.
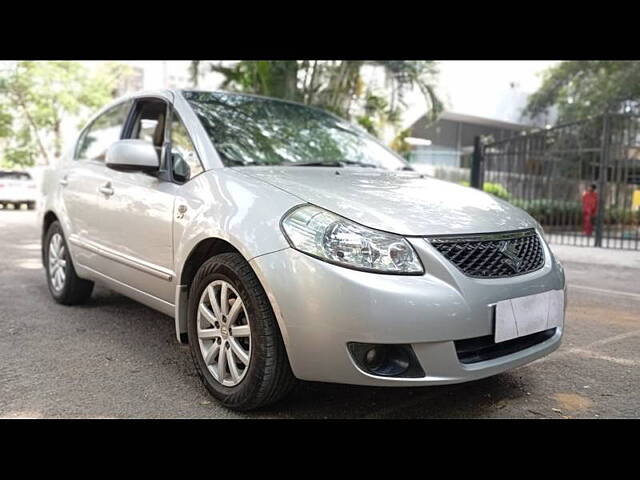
[0,60,131,166]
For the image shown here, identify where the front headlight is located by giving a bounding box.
[281,205,424,274]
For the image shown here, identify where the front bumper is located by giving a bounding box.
[250,234,565,386]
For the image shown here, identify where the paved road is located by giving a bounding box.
[1,209,639,418]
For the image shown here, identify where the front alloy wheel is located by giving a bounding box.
[187,252,296,411]
[197,280,251,387]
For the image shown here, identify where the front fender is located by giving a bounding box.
[171,169,302,343]
[173,168,302,281]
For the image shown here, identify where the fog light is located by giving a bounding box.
[364,347,386,370]
[347,343,425,378]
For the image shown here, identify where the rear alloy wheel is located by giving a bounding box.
[187,253,296,411]
[48,232,67,292]
[44,221,94,305]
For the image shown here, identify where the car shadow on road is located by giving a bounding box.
[255,372,533,419]
[51,285,535,419]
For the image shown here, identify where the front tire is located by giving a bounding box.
[187,253,296,411]
[44,221,94,305]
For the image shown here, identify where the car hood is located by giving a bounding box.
[235,166,536,236]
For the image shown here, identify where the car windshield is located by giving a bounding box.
[182,91,407,170]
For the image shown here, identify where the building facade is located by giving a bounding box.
[407,111,532,168]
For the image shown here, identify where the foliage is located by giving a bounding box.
[459,182,640,226]
[1,125,37,168]
[510,199,583,226]
[460,181,511,200]
[0,61,131,167]
[602,206,640,226]
[390,128,412,157]
[510,198,640,227]
[524,61,640,123]
[199,60,442,139]
[0,109,11,138]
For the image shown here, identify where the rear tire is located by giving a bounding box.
[44,221,94,305]
[187,252,296,411]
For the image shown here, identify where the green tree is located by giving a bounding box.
[525,61,640,123]
[0,61,131,167]
[390,128,412,158]
[197,60,442,141]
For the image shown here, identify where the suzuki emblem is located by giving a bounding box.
[498,241,523,272]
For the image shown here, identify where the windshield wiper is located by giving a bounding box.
[283,160,379,168]
[339,160,378,169]
[283,160,343,167]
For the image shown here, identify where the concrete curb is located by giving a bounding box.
[550,243,640,269]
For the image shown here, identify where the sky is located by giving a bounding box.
[402,60,560,127]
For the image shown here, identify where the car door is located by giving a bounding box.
[93,96,193,304]
[60,100,133,272]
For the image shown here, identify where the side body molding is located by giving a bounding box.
[68,234,175,281]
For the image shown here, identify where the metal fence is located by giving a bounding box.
[476,114,640,250]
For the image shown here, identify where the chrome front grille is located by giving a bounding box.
[428,229,545,278]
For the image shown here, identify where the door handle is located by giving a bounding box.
[99,182,114,197]
[59,176,69,187]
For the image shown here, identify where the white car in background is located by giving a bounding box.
[0,170,37,210]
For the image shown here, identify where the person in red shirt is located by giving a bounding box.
[582,184,598,236]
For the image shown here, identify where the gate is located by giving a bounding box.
[475,114,640,250]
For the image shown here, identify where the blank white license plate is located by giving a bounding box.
[495,290,564,343]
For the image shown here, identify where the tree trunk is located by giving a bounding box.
[306,61,320,105]
[267,61,299,101]
[190,61,200,87]
[326,61,361,116]
[53,118,62,159]
[13,91,49,165]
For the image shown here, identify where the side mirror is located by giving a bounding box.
[106,139,160,172]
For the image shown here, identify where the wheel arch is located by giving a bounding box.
[174,237,289,349]
[41,210,60,266]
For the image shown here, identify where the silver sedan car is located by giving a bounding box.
[40,90,566,410]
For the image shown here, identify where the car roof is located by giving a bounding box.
[177,89,346,118]
[119,89,344,121]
